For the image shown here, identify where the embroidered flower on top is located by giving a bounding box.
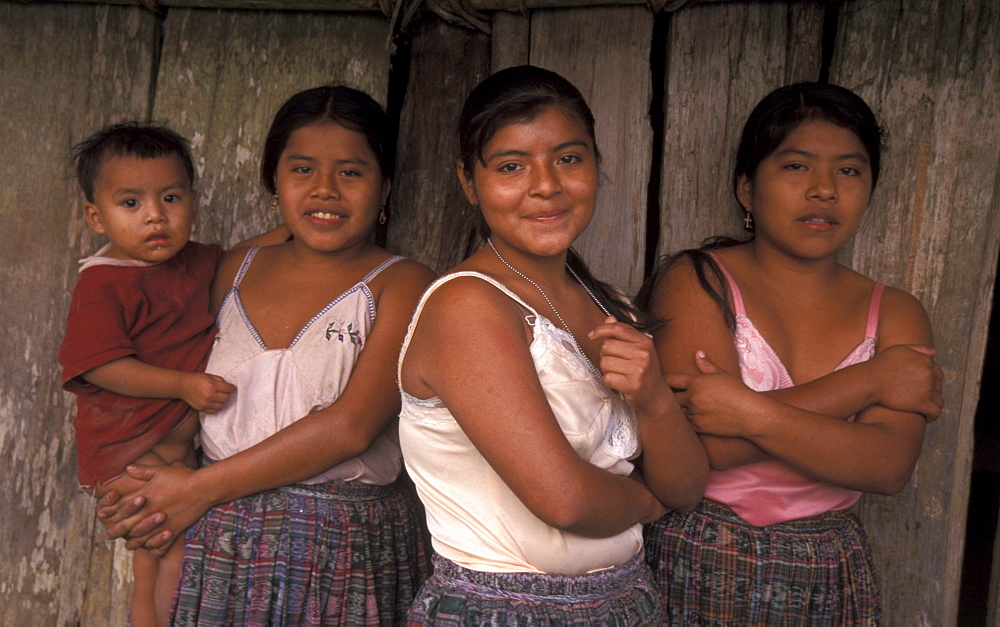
[325,321,363,346]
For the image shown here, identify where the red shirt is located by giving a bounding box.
[59,241,223,488]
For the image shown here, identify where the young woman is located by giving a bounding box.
[397,65,708,623]
[96,85,434,625]
[641,82,943,624]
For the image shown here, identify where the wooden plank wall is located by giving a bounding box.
[833,1,1000,622]
[1,0,997,623]
[0,5,155,625]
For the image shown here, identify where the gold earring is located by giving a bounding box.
[270,195,279,210]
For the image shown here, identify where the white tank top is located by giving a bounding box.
[200,247,403,485]
[398,271,642,574]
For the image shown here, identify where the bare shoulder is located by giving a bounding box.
[402,272,534,396]
[216,246,253,285]
[877,284,934,346]
[419,273,526,329]
[650,250,729,317]
[371,256,437,292]
[210,246,255,307]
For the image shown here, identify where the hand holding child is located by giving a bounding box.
[98,463,210,556]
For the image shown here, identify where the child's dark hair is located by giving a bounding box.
[638,82,885,329]
[261,85,391,195]
[458,65,653,331]
[72,122,195,203]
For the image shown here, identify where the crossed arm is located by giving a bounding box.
[650,260,940,494]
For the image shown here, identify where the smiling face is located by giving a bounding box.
[274,121,389,255]
[458,106,598,260]
[83,154,195,264]
[738,119,873,261]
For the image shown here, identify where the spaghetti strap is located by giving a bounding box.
[363,255,404,283]
[705,251,746,316]
[864,283,885,339]
[232,246,260,288]
[397,272,539,386]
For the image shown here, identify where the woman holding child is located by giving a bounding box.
[98,85,434,624]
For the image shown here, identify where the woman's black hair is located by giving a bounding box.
[261,85,391,195]
[734,82,885,200]
[638,82,885,330]
[458,65,654,331]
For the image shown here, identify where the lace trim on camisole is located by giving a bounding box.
[398,271,639,460]
[707,252,883,391]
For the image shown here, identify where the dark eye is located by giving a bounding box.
[839,167,861,176]
[123,198,139,208]
[558,154,582,165]
[340,169,361,177]
[163,194,181,203]
[498,163,521,173]
[784,163,807,171]
[293,166,312,175]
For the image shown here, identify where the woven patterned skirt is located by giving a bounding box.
[408,551,663,625]
[170,479,430,626]
[644,499,880,626]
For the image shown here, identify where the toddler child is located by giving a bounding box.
[59,122,264,626]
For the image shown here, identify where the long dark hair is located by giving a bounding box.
[261,85,392,195]
[638,82,886,329]
[458,65,653,331]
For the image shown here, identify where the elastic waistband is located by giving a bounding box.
[428,551,648,599]
[281,479,400,502]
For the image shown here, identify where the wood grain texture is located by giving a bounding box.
[491,11,529,70]
[0,3,156,624]
[55,0,813,14]
[831,1,1000,623]
[656,1,823,259]
[384,14,491,272]
[153,8,391,248]
[529,6,654,295]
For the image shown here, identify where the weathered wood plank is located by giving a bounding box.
[656,1,824,258]
[832,1,1000,623]
[0,3,156,624]
[384,14,491,272]
[529,6,654,295]
[53,0,823,15]
[152,9,391,248]
[491,11,529,70]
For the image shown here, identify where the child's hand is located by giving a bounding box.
[180,373,235,413]
[588,316,671,417]
[867,344,943,421]
[666,351,765,437]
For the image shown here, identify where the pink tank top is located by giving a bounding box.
[703,253,884,526]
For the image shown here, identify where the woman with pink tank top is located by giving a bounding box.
[637,83,943,624]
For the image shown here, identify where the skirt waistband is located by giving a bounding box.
[428,551,648,599]
[698,497,860,531]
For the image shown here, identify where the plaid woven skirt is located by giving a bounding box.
[408,551,663,625]
[644,499,880,626]
[170,479,430,626]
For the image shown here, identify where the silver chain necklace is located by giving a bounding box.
[487,238,610,364]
